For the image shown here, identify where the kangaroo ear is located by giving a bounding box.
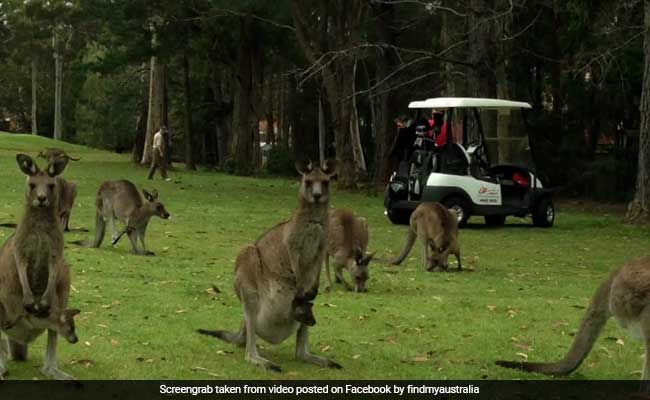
[151,189,159,200]
[321,159,337,177]
[47,156,69,177]
[295,159,313,175]
[142,189,154,202]
[17,154,39,176]
[354,247,364,263]
[363,252,376,264]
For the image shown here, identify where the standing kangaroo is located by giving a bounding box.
[56,176,77,232]
[91,180,170,255]
[325,208,374,292]
[198,160,342,373]
[391,202,461,271]
[496,256,650,385]
[0,154,77,379]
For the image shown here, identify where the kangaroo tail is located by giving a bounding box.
[91,209,106,248]
[496,275,613,375]
[390,229,416,265]
[197,321,246,347]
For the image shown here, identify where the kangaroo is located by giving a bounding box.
[496,255,650,385]
[56,176,77,232]
[0,154,77,380]
[91,180,170,256]
[37,148,81,163]
[198,159,342,373]
[2,308,80,344]
[0,254,79,380]
[390,202,461,271]
[325,208,374,292]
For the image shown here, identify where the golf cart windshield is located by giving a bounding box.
[408,97,534,168]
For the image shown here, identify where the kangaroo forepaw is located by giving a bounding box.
[31,300,51,318]
[23,301,36,315]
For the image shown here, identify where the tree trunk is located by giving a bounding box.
[468,0,497,160]
[626,0,650,222]
[141,41,165,165]
[323,72,356,187]
[30,55,38,135]
[183,50,196,170]
[231,15,259,175]
[53,30,63,141]
[495,0,514,164]
[318,95,325,163]
[350,56,366,174]
[371,2,398,187]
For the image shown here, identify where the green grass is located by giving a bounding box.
[0,132,648,380]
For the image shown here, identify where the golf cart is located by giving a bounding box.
[384,97,554,228]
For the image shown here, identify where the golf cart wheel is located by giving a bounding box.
[387,208,411,225]
[443,197,471,227]
[532,197,555,228]
[484,215,506,226]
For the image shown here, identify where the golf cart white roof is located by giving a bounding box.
[408,97,532,110]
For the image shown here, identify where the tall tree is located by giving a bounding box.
[292,0,368,188]
[627,0,650,222]
[183,45,196,170]
[142,18,166,165]
[52,23,65,141]
[231,14,260,175]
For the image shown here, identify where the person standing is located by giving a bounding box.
[148,125,170,181]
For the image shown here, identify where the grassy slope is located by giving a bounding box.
[0,132,648,380]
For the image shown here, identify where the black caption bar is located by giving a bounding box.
[1,380,649,400]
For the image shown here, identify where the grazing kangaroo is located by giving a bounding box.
[0,154,77,380]
[56,177,77,232]
[91,180,170,255]
[37,148,81,163]
[496,256,650,384]
[391,202,461,271]
[198,159,342,373]
[325,208,374,292]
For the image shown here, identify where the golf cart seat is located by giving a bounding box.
[436,143,468,176]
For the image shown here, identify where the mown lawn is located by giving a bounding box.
[0,132,648,380]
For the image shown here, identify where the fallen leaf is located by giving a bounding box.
[352,354,361,359]
[412,356,428,363]
[320,345,331,353]
[71,359,95,367]
[516,352,528,360]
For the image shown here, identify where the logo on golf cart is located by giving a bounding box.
[479,186,498,196]
[478,186,499,203]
